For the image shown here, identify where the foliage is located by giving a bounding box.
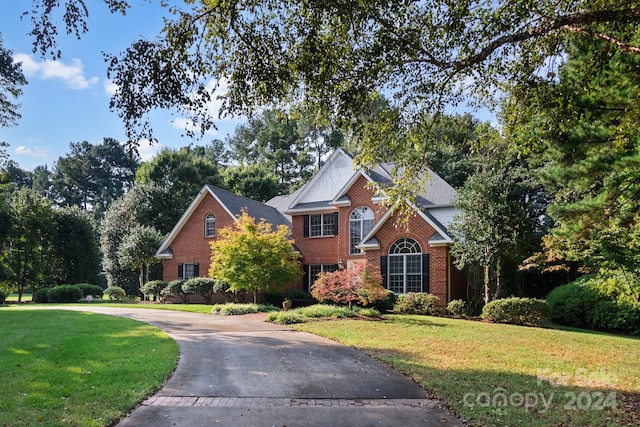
[210,303,277,315]
[394,293,441,316]
[310,262,386,308]
[450,149,550,304]
[369,289,397,312]
[481,297,548,326]
[266,310,307,325]
[117,225,163,296]
[103,286,126,301]
[547,273,640,335]
[135,146,222,210]
[73,283,104,298]
[266,304,379,324]
[33,288,50,303]
[2,187,55,301]
[226,109,314,193]
[0,289,5,304]
[50,206,100,285]
[141,280,167,302]
[221,163,280,202]
[0,34,27,128]
[47,285,82,303]
[50,139,138,218]
[503,36,640,282]
[182,277,217,304]
[209,211,301,302]
[100,183,177,293]
[447,299,468,318]
[161,279,188,303]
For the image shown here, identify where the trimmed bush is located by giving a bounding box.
[162,279,187,303]
[394,292,441,315]
[73,283,104,298]
[48,285,83,303]
[481,297,548,326]
[103,286,126,301]
[33,288,50,303]
[266,311,306,324]
[183,277,217,304]
[370,290,397,312]
[141,280,167,301]
[546,282,599,328]
[447,299,468,318]
[0,289,6,304]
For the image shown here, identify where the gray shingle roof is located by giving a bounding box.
[207,185,291,227]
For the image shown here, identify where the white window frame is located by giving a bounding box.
[388,238,422,294]
[349,206,374,254]
[205,213,216,237]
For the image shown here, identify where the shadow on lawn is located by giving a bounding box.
[383,315,448,328]
[356,345,637,427]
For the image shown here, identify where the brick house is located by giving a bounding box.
[156,149,466,304]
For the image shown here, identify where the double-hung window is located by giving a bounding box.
[303,213,338,237]
[205,214,216,237]
[349,206,374,254]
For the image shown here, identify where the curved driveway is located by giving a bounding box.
[58,307,463,427]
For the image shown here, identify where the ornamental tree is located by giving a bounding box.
[209,211,301,303]
[311,262,386,309]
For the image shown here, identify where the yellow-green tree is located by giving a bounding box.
[209,211,301,303]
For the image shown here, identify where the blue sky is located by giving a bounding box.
[0,2,244,171]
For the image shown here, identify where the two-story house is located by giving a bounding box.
[156,149,466,305]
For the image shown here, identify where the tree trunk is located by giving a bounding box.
[139,265,145,301]
[253,290,257,304]
[483,264,490,305]
[492,258,502,301]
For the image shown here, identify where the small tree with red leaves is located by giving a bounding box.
[311,262,386,309]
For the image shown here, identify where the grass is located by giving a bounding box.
[0,309,179,427]
[291,314,640,426]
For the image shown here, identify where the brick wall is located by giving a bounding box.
[162,193,237,282]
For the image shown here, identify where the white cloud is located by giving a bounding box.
[15,145,49,159]
[103,79,118,96]
[13,53,98,90]
[170,117,219,136]
[137,139,163,162]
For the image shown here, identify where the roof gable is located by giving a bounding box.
[156,185,290,258]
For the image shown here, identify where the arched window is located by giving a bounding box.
[349,206,374,254]
[205,214,216,237]
[387,238,426,294]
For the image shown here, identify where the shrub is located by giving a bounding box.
[162,279,188,303]
[183,277,217,304]
[355,307,381,318]
[296,304,357,319]
[370,290,397,312]
[73,283,104,298]
[48,285,83,303]
[267,311,306,324]
[311,262,386,308]
[546,282,600,328]
[0,289,6,304]
[103,286,126,301]
[141,280,167,301]
[33,288,50,303]
[394,293,441,315]
[447,299,468,318]
[481,297,548,326]
[211,303,277,315]
[283,288,312,300]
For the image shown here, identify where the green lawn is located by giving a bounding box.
[0,309,179,427]
[292,314,640,426]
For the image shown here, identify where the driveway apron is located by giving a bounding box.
[59,307,463,426]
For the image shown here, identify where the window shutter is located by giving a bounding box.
[380,256,388,289]
[303,215,310,237]
[302,265,310,291]
[194,263,200,277]
[178,263,184,279]
[422,254,430,293]
[333,212,339,235]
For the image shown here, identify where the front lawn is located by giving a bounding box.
[292,314,640,426]
[0,309,179,427]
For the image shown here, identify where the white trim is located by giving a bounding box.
[359,202,454,248]
[331,199,352,207]
[286,148,354,209]
[284,206,338,215]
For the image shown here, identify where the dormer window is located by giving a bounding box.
[205,214,216,237]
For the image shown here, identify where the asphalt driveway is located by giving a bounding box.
[59,307,463,426]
